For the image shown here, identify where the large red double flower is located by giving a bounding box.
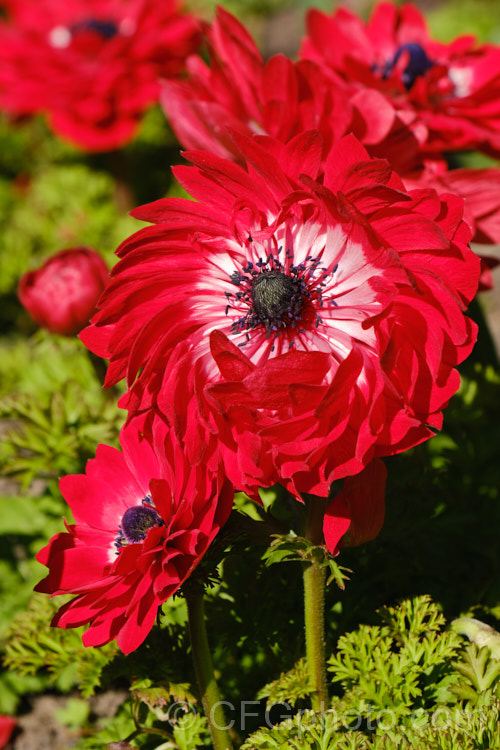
[81,132,479,498]
[35,416,233,653]
[301,1,500,157]
[0,0,200,151]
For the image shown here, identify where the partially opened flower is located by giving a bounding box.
[301,1,500,157]
[323,459,387,555]
[18,246,109,336]
[0,0,200,150]
[35,416,233,653]
[81,132,479,497]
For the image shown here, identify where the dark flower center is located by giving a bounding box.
[251,271,303,328]
[378,42,434,90]
[71,18,119,39]
[114,495,164,552]
[225,246,337,351]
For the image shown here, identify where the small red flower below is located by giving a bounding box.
[35,416,233,654]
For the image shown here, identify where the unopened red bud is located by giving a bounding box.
[18,247,108,336]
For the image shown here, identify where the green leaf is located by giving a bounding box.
[172,712,209,750]
[3,594,118,697]
[262,533,351,590]
[452,644,500,699]
[257,658,312,708]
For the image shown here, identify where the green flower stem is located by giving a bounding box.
[303,497,329,713]
[186,588,233,750]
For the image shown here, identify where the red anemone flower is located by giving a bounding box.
[300,1,500,157]
[0,0,200,151]
[161,6,424,176]
[160,7,500,272]
[81,132,479,497]
[35,416,233,654]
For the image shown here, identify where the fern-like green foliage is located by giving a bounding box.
[0,331,105,398]
[127,678,210,749]
[327,595,462,719]
[240,709,344,750]
[449,616,500,704]
[3,594,118,697]
[74,700,139,750]
[243,596,500,749]
[371,698,500,749]
[3,587,197,732]
[0,334,123,488]
[169,711,210,750]
[451,644,500,703]
[0,385,122,488]
[257,658,312,710]
[0,162,139,296]
[130,677,197,715]
[71,676,209,749]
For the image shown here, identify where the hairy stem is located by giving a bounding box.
[303,497,329,713]
[186,588,233,750]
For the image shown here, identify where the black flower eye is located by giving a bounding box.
[114,495,164,551]
[71,18,119,39]
[378,43,434,90]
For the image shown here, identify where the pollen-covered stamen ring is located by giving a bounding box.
[114,495,164,552]
[121,505,161,543]
[226,249,337,348]
[251,271,303,329]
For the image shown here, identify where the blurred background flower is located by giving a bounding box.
[0,0,201,151]
[18,247,108,336]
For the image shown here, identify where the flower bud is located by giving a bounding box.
[323,459,387,554]
[18,247,108,336]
